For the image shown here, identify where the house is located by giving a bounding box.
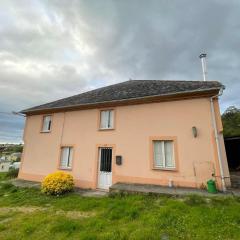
[18,80,231,191]
[0,160,11,173]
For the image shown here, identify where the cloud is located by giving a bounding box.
[0,0,240,142]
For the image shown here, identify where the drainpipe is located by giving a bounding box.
[210,87,226,192]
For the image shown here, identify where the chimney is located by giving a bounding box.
[199,53,207,81]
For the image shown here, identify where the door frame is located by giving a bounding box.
[94,144,116,189]
[97,147,113,189]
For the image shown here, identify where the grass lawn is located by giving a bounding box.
[0,174,240,239]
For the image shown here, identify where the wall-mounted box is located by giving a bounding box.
[116,155,122,165]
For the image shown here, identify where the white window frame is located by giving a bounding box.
[153,140,175,169]
[42,115,52,132]
[100,110,114,130]
[59,146,73,170]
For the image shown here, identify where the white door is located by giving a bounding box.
[98,147,112,190]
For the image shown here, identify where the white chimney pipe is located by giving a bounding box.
[199,53,207,81]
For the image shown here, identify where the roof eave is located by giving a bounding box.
[21,87,222,115]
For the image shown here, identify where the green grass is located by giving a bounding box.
[0,175,240,239]
[0,172,8,181]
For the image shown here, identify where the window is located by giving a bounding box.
[42,116,52,132]
[100,110,114,129]
[153,140,175,169]
[60,147,73,169]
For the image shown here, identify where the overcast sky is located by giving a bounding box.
[0,0,239,143]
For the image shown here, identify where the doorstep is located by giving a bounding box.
[110,182,240,197]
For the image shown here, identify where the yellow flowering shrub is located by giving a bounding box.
[41,171,74,195]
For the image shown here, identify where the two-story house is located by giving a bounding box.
[18,80,230,191]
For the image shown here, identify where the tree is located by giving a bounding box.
[222,106,240,137]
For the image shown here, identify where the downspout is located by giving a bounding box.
[210,87,226,192]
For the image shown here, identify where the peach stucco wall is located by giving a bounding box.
[19,97,230,190]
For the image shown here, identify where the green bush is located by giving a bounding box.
[6,168,19,179]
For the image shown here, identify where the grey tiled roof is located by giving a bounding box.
[21,80,223,113]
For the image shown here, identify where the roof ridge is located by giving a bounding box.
[130,79,219,83]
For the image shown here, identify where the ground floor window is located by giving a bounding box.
[60,146,73,169]
[153,140,175,169]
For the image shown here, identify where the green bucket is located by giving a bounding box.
[207,179,217,194]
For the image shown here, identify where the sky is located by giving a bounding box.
[0,0,239,143]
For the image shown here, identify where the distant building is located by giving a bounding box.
[0,161,11,172]
[8,152,22,162]
[0,156,6,161]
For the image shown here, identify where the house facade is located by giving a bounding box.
[18,80,231,190]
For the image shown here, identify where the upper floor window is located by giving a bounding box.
[42,115,52,132]
[100,110,114,129]
[153,140,175,169]
[60,146,73,170]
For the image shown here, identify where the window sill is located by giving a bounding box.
[99,128,115,131]
[40,131,51,133]
[152,167,177,172]
[59,167,72,171]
